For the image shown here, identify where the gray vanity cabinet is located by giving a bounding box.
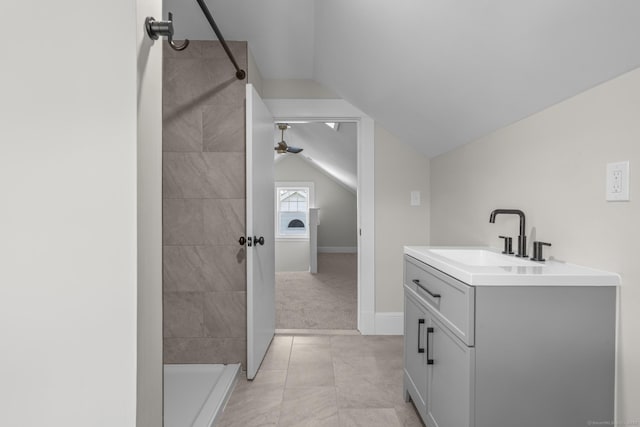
[403,293,428,415]
[403,254,616,427]
[424,313,474,427]
[404,278,474,427]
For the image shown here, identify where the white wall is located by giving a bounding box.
[275,240,311,272]
[263,79,339,99]
[248,48,265,97]
[430,67,640,424]
[137,0,163,425]
[375,124,430,312]
[0,1,138,426]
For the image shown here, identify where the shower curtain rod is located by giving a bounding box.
[195,0,246,80]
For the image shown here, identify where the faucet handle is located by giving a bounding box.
[498,236,514,255]
[531,241,552,262]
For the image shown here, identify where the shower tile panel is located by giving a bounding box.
[203,104,246,152]
[201,246,246,292]
[164,337,247,365]
[163,40,248,366]
[163,41,247,107]
[163,246,245,293]
[203,199,245,245]
[201,40,248,61]
[203,291,247,338]
[163,59,219,107]
[163,246,208,292]
[163,105,203,152]
[163,152,245,198]
[162,199,205,245]
[163,292,204,338]
[164,68,245,110]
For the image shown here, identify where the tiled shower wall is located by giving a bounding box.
[162,41,248,366]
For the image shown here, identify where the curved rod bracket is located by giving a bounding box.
[145,12,190,52]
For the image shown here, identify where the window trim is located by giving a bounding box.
[275,181,315,240]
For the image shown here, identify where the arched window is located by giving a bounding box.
[287,219,305,229]
[275,182,314,238]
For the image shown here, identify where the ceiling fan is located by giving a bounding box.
[275,123,303,154]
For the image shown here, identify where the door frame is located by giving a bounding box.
[265,99,375,335]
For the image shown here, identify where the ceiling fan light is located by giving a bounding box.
[275,141,287,154]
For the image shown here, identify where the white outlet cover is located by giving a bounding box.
[606,161,630,201]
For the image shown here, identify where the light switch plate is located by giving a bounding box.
[606,161,630,201]
[410,190,421,206]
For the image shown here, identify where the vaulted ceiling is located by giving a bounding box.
[166,0,640,157]
[274,122,358,193]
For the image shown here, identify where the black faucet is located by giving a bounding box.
[489,209,528,258]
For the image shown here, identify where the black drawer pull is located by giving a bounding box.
[418,319,425,353]
[412,279,441,299]
[426,327,434,365]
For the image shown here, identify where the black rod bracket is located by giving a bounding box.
[145,12,189,51]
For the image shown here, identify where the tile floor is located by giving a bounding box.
[217,334,424,427]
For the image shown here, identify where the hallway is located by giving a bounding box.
[217,334,422,427]
[276,253,357,330]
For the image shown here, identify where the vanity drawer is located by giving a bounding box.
[404,255,475,345]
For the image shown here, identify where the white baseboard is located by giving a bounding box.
[375,312,404,335]
[318,246,358,253]
[358,311,376,335]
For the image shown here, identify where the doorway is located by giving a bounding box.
[264,99,376,334]
[273,122,359,330]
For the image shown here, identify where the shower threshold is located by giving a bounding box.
[164,363,240,427]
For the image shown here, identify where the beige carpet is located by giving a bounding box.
[276,253,357,330]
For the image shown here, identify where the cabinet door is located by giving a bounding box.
[404,293,428,413]
[425,316,475,427]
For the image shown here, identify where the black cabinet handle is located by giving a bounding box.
[426,327,434,365]
[418,319,425,353]
[254,236,265,246]
[412,279,441,299]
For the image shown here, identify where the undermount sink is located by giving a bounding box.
[429,248,539,267]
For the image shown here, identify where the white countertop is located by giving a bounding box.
[404,246,620,286]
